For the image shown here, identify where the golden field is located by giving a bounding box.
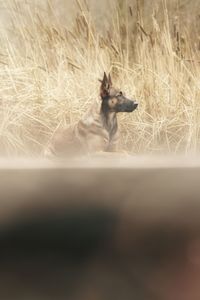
[0,0,200,156]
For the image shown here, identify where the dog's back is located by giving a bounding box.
[44,100,110,158]
[44,124,84,158]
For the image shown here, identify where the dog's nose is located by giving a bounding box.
[134,102,138,109]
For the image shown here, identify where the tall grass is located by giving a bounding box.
[0,0,200,156]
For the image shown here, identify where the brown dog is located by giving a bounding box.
[44,73,138,157]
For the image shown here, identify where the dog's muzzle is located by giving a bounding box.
[133,102,138,110]
[116,98,139,113]
[124,100,138,112]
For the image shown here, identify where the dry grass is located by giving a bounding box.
[0,0,200,156]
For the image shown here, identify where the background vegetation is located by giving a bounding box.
[0,0,200,156]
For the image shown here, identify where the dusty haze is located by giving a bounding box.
[0,0,200,156]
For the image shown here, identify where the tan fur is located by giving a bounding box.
[44,100,119,158]
[44,72,137,158]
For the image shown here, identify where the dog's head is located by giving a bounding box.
[99,72,138,113]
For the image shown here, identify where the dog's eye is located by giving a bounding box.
[116,91,123,97]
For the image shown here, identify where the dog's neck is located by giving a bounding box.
[100,99,118,139]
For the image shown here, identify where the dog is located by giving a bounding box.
[44,72,138,158]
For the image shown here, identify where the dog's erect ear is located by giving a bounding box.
[108,73,112,87]
[99,72,111,99]
[102,72,108,84]
[99,72,108,87]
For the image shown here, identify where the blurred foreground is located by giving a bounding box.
[0,156,200,299]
